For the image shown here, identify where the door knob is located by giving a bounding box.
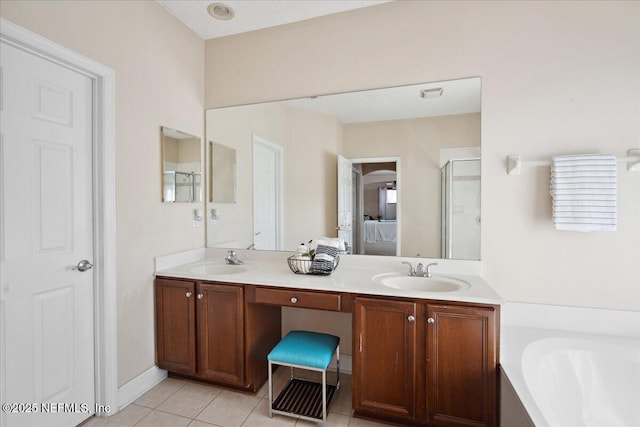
[427,317,435,324]
[74,259,93,272]
[408,315,416,322]
[186,292,193,298]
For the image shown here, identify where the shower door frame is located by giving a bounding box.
[440,158,481,260]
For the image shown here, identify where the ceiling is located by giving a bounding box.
[157,0,390,40]
[282,78,481,124]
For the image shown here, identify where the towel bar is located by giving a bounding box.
[506,149,640,175]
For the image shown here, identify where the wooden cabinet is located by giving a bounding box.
[155,278,196,375]
[426,304,497,427]
[353,297,417,422]
[197,283,245,386]
[155,275,498,425]
[155,278,281,391]
[353,298,498,427]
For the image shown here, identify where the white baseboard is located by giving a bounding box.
[117,366,167,410]
[116,356,350,412]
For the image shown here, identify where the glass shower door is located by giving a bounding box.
[440,159,481,260]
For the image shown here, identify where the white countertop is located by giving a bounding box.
[155,248,503,306]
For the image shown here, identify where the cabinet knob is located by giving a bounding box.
[427,317,435,324]
[186,291,193,298]
[408,315,416,322]
[197,293,203,300]
[290,297,298,304]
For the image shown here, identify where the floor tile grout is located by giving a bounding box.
[114,375,359,427]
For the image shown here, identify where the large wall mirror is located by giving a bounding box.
[205,77,481,260]
[161,126,202,203]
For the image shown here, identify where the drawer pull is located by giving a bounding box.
[186,291,193,298]
[197,293,203,300]
[290,297,298,304]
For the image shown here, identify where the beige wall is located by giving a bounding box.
[285,107,340,248]
[206,104,340,250]
[206,103,288,248]
[1,1,205,386]
[205,1,640,312]
[343,114,481,258]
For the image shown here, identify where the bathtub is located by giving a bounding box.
[500,303,640,427]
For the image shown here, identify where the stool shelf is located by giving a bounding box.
[272,378,337,421]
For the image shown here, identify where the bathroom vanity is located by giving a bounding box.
[155,250,501,427]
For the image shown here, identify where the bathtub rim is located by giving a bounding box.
[500,325,640,427]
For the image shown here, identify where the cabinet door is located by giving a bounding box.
[426,304,497,427]
[197,283,245,386]
[155,278,196,375]
[354,297,417,421]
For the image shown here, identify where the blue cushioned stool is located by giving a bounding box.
[267,330,340,423]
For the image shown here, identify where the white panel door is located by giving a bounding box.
[337,155,353,249]
[252,136,282,250]
[0,42,95,426]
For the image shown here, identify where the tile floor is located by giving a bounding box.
[83,369,393,427]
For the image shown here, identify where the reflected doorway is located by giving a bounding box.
[348,158,400,256]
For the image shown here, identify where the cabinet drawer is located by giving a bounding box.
[254,287,341,311]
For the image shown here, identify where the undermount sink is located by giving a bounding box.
[184,262,247,275]
[372,273,470,292]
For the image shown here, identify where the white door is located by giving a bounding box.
[337,155,353,249]
[252,136,282,250]
[1,42,95,426]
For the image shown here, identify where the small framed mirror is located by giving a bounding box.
[161,126,202,203]
[210,141,237,203]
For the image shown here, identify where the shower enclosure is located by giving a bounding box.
[163,171,202,203]
[440,159,481,260]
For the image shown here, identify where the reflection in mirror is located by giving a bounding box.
[210,141,237,203]
[440,156,481,260]
[161,127,202,203]
[206,77,481,260]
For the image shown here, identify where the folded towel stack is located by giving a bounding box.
[310,244,339,275]
[550,154,617,232]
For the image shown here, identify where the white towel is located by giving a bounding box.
[550,154,617,232]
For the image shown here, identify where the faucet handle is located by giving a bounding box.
[401,261,416,276]
[425,262,438,277]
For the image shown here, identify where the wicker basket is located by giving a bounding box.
[287,255,339,276]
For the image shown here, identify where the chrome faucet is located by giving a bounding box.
[225,250,244,265]
[401,261,438,277]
